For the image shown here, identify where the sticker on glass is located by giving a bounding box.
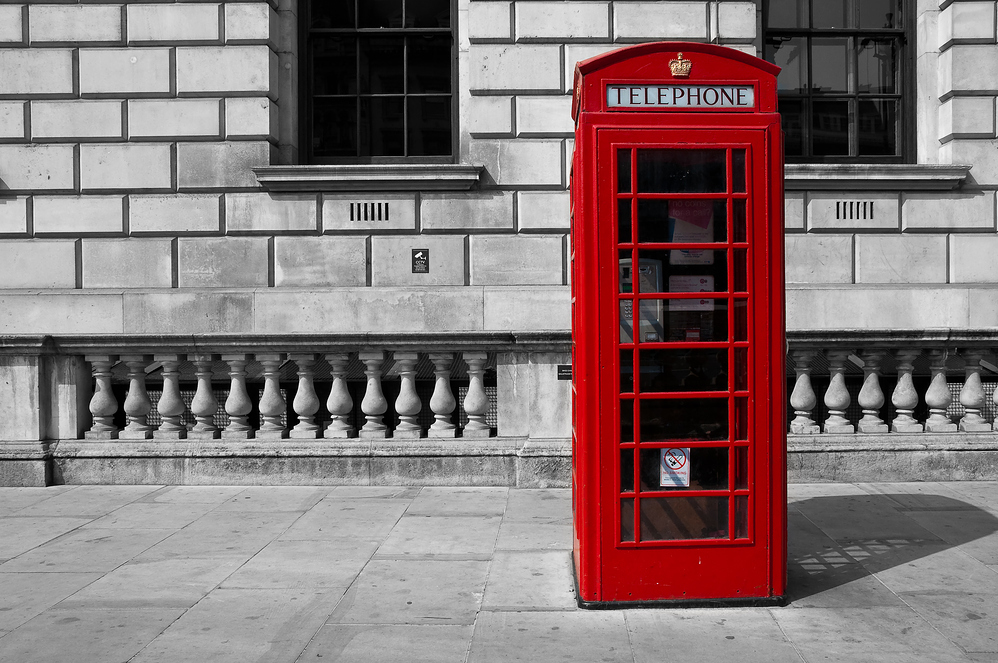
[668,200,714,265]
[660,447,691,487]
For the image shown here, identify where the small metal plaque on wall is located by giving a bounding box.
[412,249,429,273]
[557,365,572,380]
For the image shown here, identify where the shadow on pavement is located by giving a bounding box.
[786,492,998,604]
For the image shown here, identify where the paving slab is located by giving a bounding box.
[282,498,411,541]
[949,482,998,513]
[903,508,998,565]
[129,587,342,663]
[326,486,421,499]
[80,501,218,530]
[795,493,943,542]
[0,572,101,631]
[0,516,93,559]
[212,486,330,512]
[626,609,802,663]
[899,590,998,654]
[772,606,972,663]
[0,486,76,515]
[495,519,573,550]
[136,510,298,560]
[404,486,508,516]
[12,485,161,517]
[137,485,246,504]
[0,606,180,663]
[503,488,573,523]
[376,514,502,558]
[221,538,381,590]
[301,624,475,662]
[868,544,998,595]
[482,550,577,611]
[328,558,488,625]
[468,610,631,663]
[0,527,172,573]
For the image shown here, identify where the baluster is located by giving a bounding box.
[119,355,153,439]
[85,355,119,439]
[257,353,288,438]
[188,354,220,439]
[959,349,992,432]
[822,350,854,434]
[788,349,820,435]
[993,362,998,430]
[891,349,923,433]
[289,354,320,439]
[857,349,888,433]
[221,354,253,439]
[359,350,388,438]
[924,349,957,433]
[393,352,423,438]
[324,353,355,438]
[154,355,187,439]
[428,353,457,437]
[463,352,491,437]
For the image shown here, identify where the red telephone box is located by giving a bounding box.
[570,43,786,606]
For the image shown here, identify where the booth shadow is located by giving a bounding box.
[786,492,998,604]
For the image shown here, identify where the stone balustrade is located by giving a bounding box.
[81,350,495,441]
[788,338,998,436]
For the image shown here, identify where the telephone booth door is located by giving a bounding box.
[570,43,786,606]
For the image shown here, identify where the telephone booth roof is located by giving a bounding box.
[572,42,781,120]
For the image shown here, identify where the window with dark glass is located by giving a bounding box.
[763,0,909,161]
[304,0,454,162]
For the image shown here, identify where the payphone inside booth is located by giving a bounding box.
[570,43,786,606]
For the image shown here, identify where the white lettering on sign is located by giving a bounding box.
[606,85,754,109]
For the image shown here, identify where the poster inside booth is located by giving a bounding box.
[570,43,787,606]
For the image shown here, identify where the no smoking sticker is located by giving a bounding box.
[660,447,691,487]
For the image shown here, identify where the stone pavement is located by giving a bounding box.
[1,482,997,662]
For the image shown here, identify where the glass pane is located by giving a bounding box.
[621,400,634,443]
[360,97,404,156]
[735,495,749,538]
[311,0,355,29]
[617,149,631,193]
[359,0,403,27]
[640,447,729,491]
[312,36,357,95]
[733,200,747,243]
[732,150,746,193]
[359,37,404,94]
[619,300,635,343]
[619,251,633,292]
[858,39,896,94]
[621,499,635,542]
[637,300,666,343]
[639,349,728,393]
[734,299,748,341]
[635,249,728,293]
[766,37,806,94]
[637,199,726,244]
[858,100,896,156]
[639,398,728,442]
[666,301,728,343]
[733,249,747,292]
[766,0,807,28]
[312,98,357,157]
[407,0,450,27]
[620,349,634,393]
[812,100,850,156]
[859,0,896,28]
[779,98,805,157]
[618,200,632,244]
[408,96,452,156]
[812,0,848,28]
[641,496,728,540]
[734,347,748,391]
[408,35,452,93]
[735,397,749,440]
[637,149,726,193]
[812,38,850,93]
[621,450,634,492]
[735,446,748,489]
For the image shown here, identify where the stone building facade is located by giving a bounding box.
[1,0,997,486]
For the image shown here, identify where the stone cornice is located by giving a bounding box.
[253,164,484,192]
[784,163,972,191]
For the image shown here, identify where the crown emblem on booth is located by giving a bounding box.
[669,53,692,78]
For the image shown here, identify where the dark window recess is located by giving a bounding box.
[305,0,454,162]
[762,0,908,161]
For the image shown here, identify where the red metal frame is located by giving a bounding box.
[570,43,786,606]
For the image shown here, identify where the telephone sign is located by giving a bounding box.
[570,43,787,607]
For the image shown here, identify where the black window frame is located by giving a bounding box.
[301,0,458,164]
[762,0,915,163]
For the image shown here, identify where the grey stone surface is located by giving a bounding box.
[1,483,998,662]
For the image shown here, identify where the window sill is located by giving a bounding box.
[253,164,484,192]
[784,164,972,191]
